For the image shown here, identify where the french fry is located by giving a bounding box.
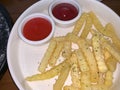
[92,33,108,73]
[53,36,65,42]
[91,84,109,90]
[91,29,120,62]
[80,15,92,38]
[86,39,92,46]
[62,41,72,59]
[75,49,89,72]
[71,63,81,88]
[81,72,91,90]
[64,54,80,89]
[26,59,69,81]
[90,28,102,37]
[104,71,113,87]
[26,11,120,90]
[102,23,120,49]
[38,39,57,72]
[91,84,99,90]
[53,53,77,90]
[106,56,118,72]
[72,13,88,35]
[63,85,80,90]
[104,49,111,60]
[88,11,104,32]
[98,73,104,85]
[49,42,64,67]
[99,84,109,90]
[63,86,72,90]
[102,39,120,62]
[66,33,79,43]
[53,61,71,90]
[77,39,98,83]
[70,53,78,65]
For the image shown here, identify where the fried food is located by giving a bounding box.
[26,11,120,90]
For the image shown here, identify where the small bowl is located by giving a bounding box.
[18,13,55,45]
[48,0,81,27]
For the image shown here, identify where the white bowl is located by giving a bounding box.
[7,0,120,90]
[18,13,55,45]
[48,0,81,27]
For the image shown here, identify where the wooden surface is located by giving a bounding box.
[0,0,120,90]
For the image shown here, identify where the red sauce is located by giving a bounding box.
[52,3,78,21]
[23,18,52,41]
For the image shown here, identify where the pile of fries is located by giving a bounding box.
[26,11,120,90]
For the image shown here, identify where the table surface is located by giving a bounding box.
[0,0,120,90]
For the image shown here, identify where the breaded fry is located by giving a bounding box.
[75,49,89,72]
[53,55,73,90]
[53,36,65,42]
[49,42,64,67]
[91,84,109,90]
[38,39,57,72]
[26,60,69,81]
[81,71,91,90]
[80,15,92,38]
[89,11,104,32]
[104,71,113,87]
[53,64,71,90]
[63,85,80,90]
[77,39,98,83]
[66,33,79,43]
[106,56,118,72]
[104,49,111,60]
[102,23,120,49]
[71,63,81,88]
[72,13,88,35]
[92,33,108,73]
[62,41,72,59]
[102,39,120,62]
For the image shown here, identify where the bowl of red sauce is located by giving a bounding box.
[18,13,55,45]
[48,0,81,27]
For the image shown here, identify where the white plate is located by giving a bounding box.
[7,0,120,90]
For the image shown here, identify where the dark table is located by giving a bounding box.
[0,0,120,90]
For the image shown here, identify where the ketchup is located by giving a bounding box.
[52,3,78,21]
[23,18,52,41]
